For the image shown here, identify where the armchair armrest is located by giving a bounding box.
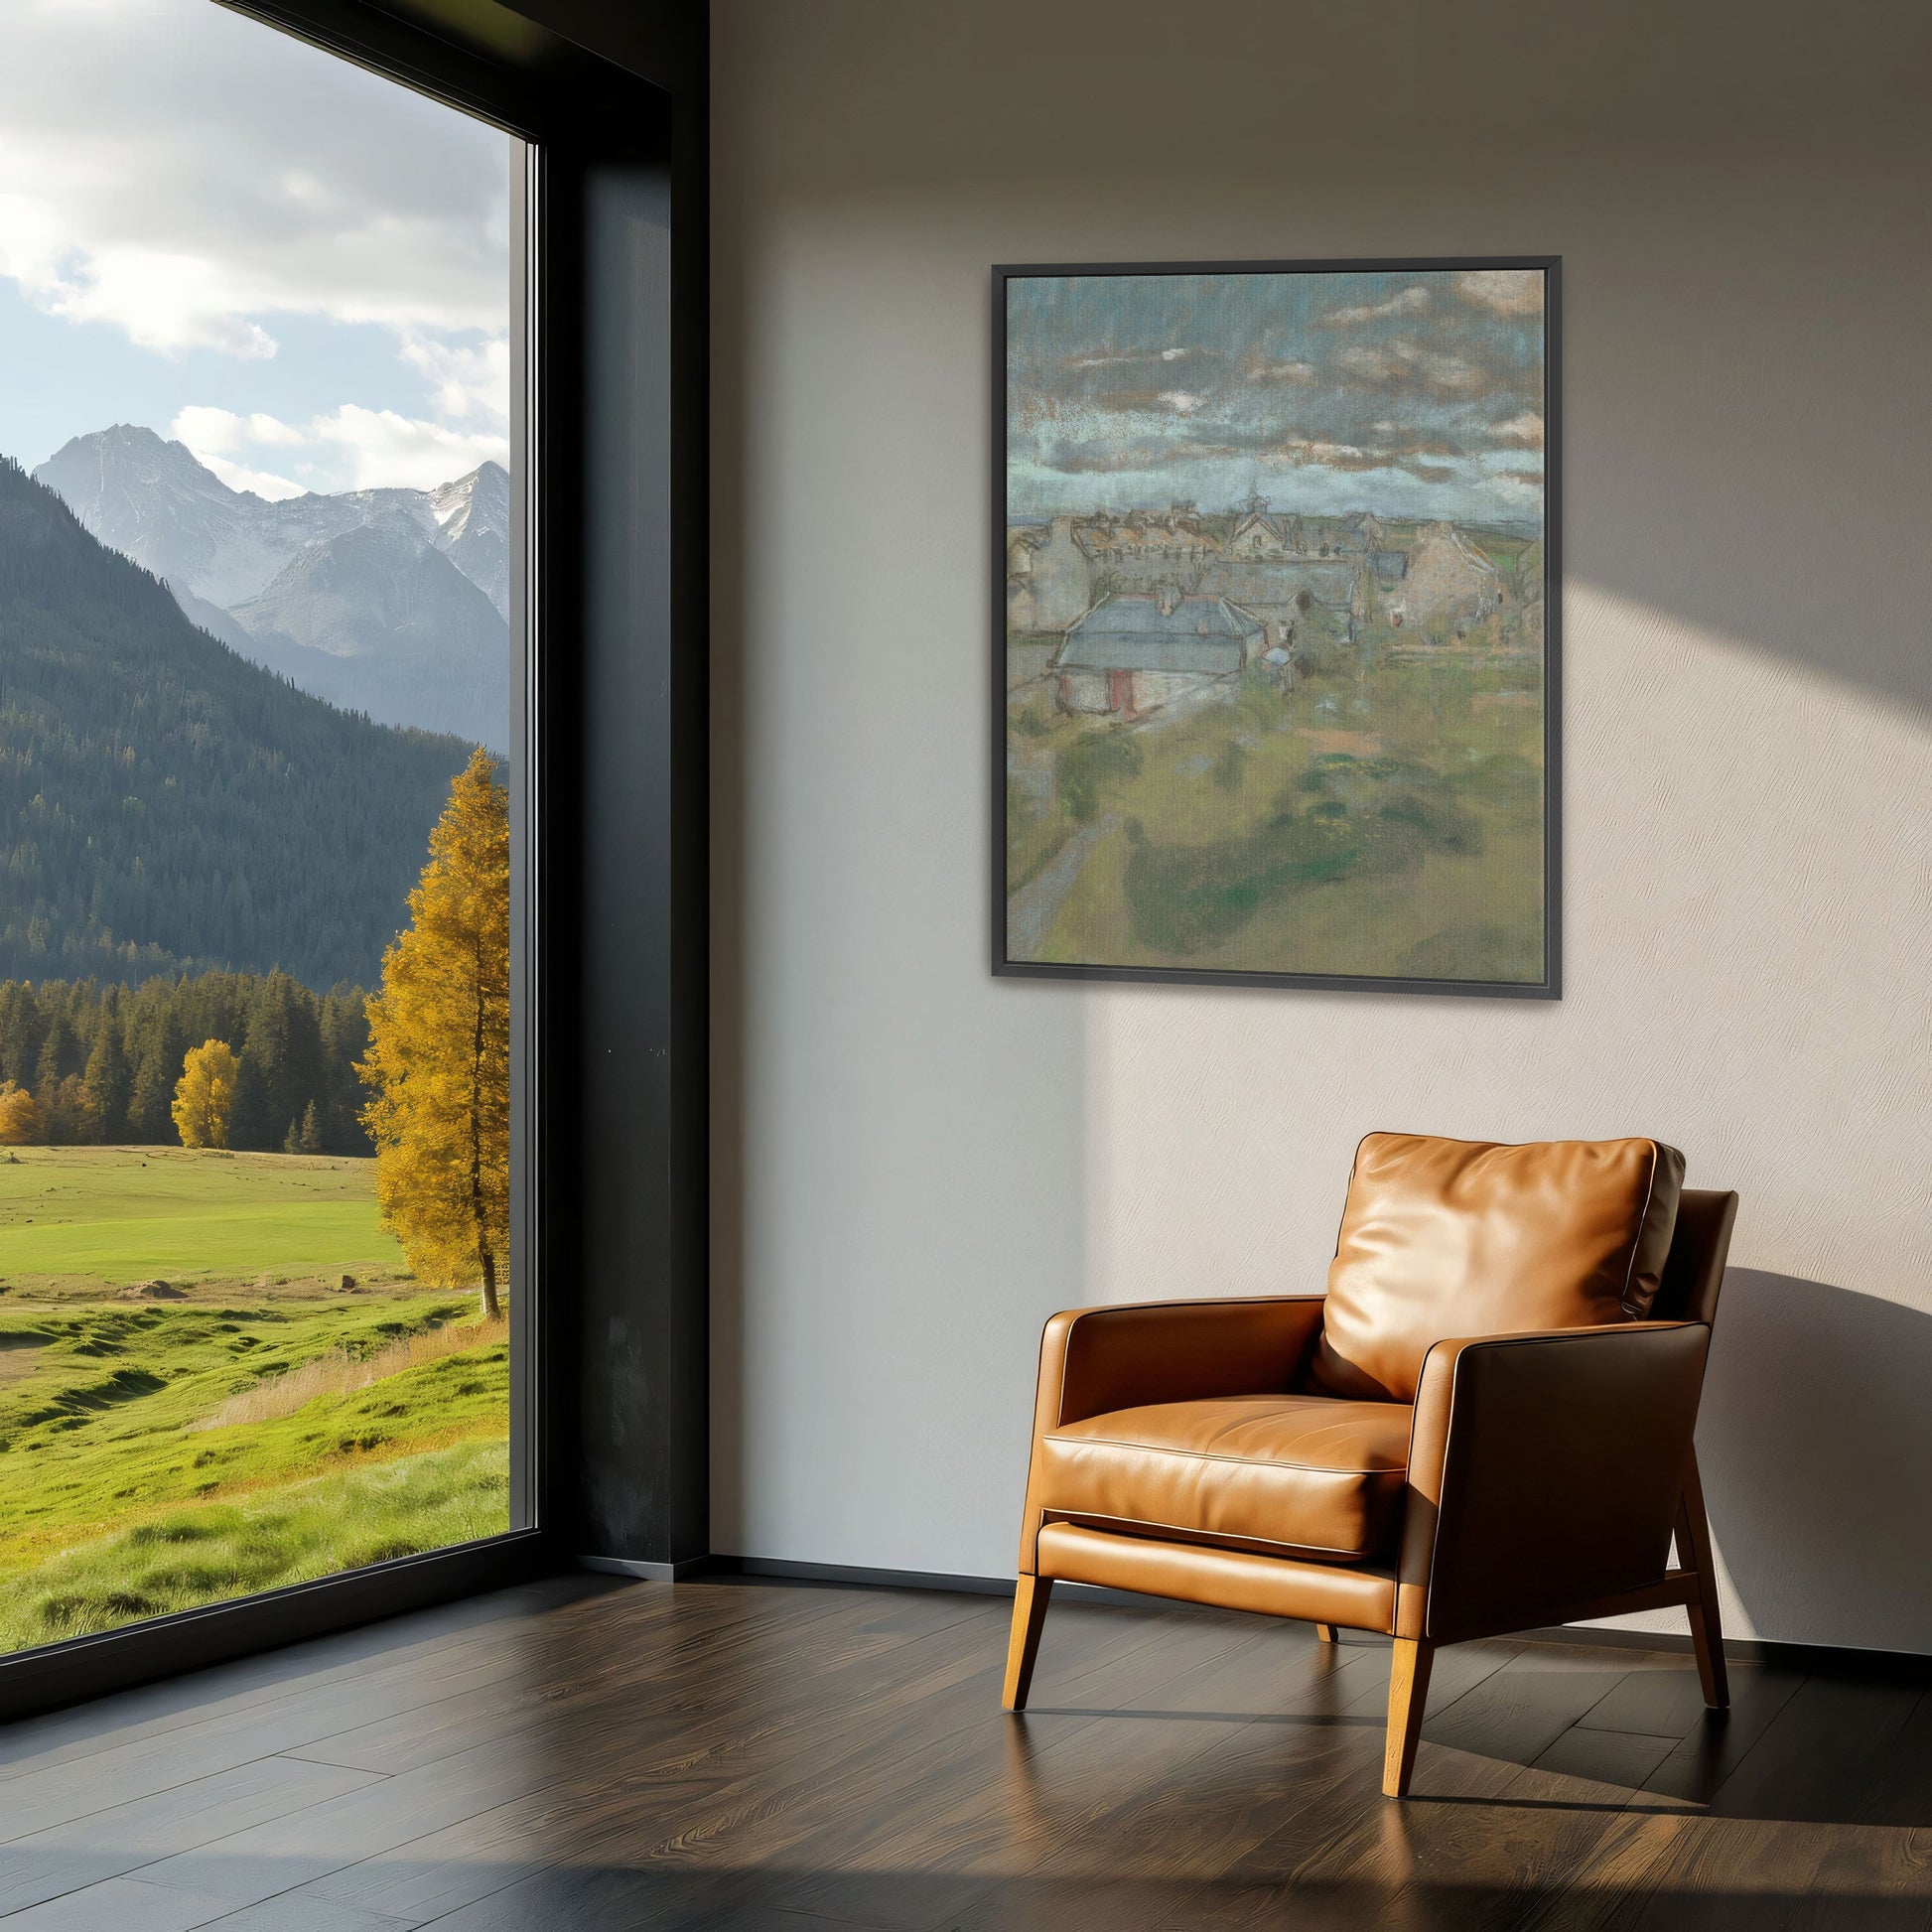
[1033,1297,1326,1435]
[1396,1320,1710,1642]
[1017,1298,1325,1574]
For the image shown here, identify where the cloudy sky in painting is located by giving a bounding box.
[0,0,511,494]
[1008,268,1547,527]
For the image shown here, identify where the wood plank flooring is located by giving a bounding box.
[1,1575,1927,1929]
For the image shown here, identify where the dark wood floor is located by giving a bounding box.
[1,1575,1928,1930]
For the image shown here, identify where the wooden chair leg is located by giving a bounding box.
[1677,1448,1728,1710]
[1313,1622,1338,1644]
[1382,1638,1434,1799]
[1003,1575,1053,1712]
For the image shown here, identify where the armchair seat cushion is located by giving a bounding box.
[1035,1393,1411,1564]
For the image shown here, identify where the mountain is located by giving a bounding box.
[172,581,262,657]
[0,457,476,989]
[35,425,382,609]
[231,514,509,749]
[431,461,510,618]
[33,428,510,743]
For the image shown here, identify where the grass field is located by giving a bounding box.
[0,1148,509,1651]
[0,1441,508,1652]
[1008,640,1546,981]
[0,1145,407,1289]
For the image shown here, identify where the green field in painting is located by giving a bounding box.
[1007,646,1545,983]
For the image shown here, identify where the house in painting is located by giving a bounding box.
[1053,586,1264,721]
[1512,536,1546,648]
[1158,503,1223,566]
[1226,491,1305,559]
[1515,537,1545,601]
[1386,522,1502,630]
[1006,514,1095,633]
[1333,509,1387,555]
[1076,513,1121,562]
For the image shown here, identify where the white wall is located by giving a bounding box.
[711,0,1932,1651]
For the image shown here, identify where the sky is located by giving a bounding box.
[0,0,513,496]
[1007,268,1547,529]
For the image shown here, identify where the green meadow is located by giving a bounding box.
[1008,643,1546,983]
[0,1148,509,1651]
[0,1145,405,1289]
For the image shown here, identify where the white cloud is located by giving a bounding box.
[1336,338,1483,392]
[1491,410,1545,447]
[1457,269,1543,316]
[170,405,246,454]
[33,245,281,358]
[0,0,509,353]
[313,403,508,490]
[1158,391,1204,415]
[397,332,511,425]
[166,407,284,494]
[172,405,279,453]
[1074,346,1193,368]
[1241,354,1316,384]
[172,401,506,497]
[1320,285,1432,327]
[1487,469,1545,504]
[200,455,310,500]
[1279,438,1368,465]
[1,0,511,489]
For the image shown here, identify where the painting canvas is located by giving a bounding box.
[996,257,1559,997]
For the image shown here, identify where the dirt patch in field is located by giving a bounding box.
[1299,729,1385,756]
[0,1334,49,1388]
[191,1315,509,1433]
[4,1271,417,1310]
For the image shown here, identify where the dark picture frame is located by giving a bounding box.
[992,256,1561,1000]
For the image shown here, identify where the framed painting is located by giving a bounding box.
[994,256,1560,998]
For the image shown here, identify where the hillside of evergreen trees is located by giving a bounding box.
[0,971,371,1154]
[0,456,477,989]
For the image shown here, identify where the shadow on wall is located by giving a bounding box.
[1701,1270,1932,1657]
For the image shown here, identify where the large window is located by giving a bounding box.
[0,0,527,1652]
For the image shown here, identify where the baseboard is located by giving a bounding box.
[697,1554,1014,1595]
[1517,1622,1932,1680]
[578,1554,710,1583]
[696,1553,1161,1611]
[0,1528,553,1724]
[1515,1623,1699,1657]
[687,1554,1932,1678]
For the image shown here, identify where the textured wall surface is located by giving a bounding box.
[710,0,1932,1649]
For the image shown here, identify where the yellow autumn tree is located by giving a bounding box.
[172,1040,239,1149]
[0,1079,42,1146]
[358,749,510,1318]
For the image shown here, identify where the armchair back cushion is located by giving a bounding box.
[1307,1133,1687,1403]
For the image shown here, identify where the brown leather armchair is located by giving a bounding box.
[1003,1133,1738,1799]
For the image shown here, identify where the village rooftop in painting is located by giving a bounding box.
[999,260,1557,995]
